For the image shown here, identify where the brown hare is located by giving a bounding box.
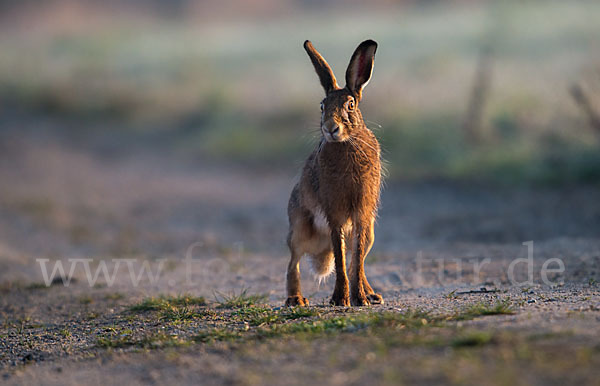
[285,39,383,307]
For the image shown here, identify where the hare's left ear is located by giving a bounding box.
[345,40,377,101]
[304,40,339,95]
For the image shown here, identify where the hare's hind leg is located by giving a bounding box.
[285,207,316,307]
[285,248,307,307]
[286,207,334,306]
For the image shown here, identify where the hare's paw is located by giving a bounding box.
[330,294,350,307]
[367,293,384,305]
[285,295,309,307]
[351,293,371,307]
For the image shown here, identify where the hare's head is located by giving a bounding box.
[304,40,377,143]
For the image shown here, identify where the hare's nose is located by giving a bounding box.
[328,125,340,138]
[322,122,341,141]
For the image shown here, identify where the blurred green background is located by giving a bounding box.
[1,0,600,183]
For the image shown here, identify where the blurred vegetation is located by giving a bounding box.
[1,0,600,183]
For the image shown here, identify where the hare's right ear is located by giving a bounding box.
[345,40,377,102]
[304,40,339,94]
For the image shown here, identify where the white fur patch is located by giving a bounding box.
[312,206,330,233]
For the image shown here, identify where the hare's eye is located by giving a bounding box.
[348,99,355,110]
[320,102,324,111]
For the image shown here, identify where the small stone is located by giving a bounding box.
[527,299,536,304]
[22,353,34,362]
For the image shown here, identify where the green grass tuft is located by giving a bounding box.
[129,294,206,312]
[129,297,171,312]
[105,292,125,301]
[97,332,187,349]
[451,331,495,347]
[233,306,320,327]
[25,282,50,290]
[167,294,207,307]
[453,300,514,321]
[214,289,268,309]
[79,295,93,305]
[194,329,242,343]
[159,306,210,323]
[259,310,438,338]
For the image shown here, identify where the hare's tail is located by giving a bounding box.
[310,251,334,284]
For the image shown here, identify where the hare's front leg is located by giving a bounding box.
[360,219,383,305]
[349,221,370,306]
[330,227,350,306]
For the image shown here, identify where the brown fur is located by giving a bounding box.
[285,40,383,307]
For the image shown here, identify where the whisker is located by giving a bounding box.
[300,130,324,148]
[301,129,320,139]
[352,135,379,154]
[317,138,326,156]
[366,120,383,129]
[348,137,369,161]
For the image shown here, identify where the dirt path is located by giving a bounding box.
[1,134,599,385]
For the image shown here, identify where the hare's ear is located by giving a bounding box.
[345,40,377,101]
[304,40,339,94]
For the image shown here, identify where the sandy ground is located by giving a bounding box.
[1,126,599,385]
